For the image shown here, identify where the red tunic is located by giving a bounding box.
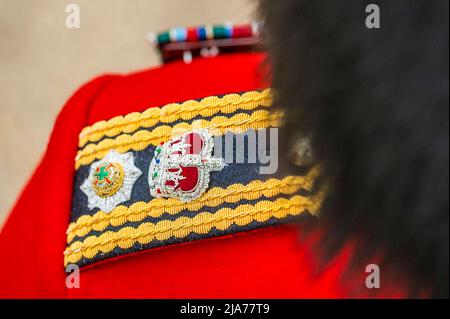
[0,52,408,298]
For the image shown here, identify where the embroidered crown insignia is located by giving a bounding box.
[149,129,225,202]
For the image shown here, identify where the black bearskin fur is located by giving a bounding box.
[259,0,449,297]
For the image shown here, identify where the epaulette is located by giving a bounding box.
[65,89,324,267]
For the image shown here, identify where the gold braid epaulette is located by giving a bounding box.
[68,88,327,267]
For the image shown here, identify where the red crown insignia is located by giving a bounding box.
[149,129,225,202]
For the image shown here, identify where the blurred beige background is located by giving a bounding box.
[0,0,255,226]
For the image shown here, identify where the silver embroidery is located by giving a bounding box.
[80,150,142,212]
[148,129,225,202]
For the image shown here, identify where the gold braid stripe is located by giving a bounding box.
[75,110,282,169]
[78,89,272,147]
[64,194,324,265]
[66,169,320,243]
